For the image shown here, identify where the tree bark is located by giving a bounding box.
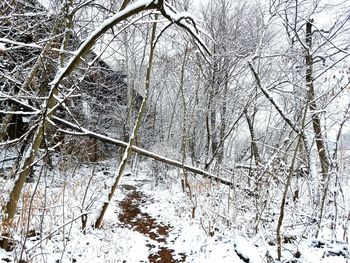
[244,109,261,166]
[305,20,329,180]
[94,15,158,228]
[1,1,211,246]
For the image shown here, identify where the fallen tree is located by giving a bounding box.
[54,117,234,187]
[2,96,234,187]
[0,0,213,250]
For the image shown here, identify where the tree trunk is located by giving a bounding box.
[244,109,261,166]
[305,20,329,181]
[94,15,158,229]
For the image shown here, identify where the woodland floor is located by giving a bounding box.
[0,161,349,263]
[118,183,186,263]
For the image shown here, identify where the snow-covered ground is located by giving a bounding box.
[0,158,349,262]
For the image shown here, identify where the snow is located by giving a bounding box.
[1,0,350,261]
[25,227,149,263]
[49,0,211,89]
[36,0,51,10]
[234,236,261,263]
[169,11,193,22]
[49,0,158,87]
[163,4,211,58]
[1,157,349,263]
[0,38,41,49]
[0,42,6,52]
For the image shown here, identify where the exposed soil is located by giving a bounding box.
[119,184,186,263]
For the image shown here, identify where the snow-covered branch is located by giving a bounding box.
[49,0,211,88]
[53,116,233,187]
[248,61,300,134]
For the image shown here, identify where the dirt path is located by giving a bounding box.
[119,184,186,263]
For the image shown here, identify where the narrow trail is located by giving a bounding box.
[119,184,186,263]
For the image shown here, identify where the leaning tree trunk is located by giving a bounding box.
[94,16,158,228]
[1,86,58,250]
[1,1,161,250]
[1,0,212,243]
[0,18,64,250]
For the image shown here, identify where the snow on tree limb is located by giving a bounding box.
[248,61,300,134]
[49,0,211,88]
[53,116,233,187]
[0,37,42,49]
[160,1,211,59]
[1,95,232,187]
[49,0,158,87]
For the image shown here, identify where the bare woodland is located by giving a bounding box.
[0,0,350,262]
